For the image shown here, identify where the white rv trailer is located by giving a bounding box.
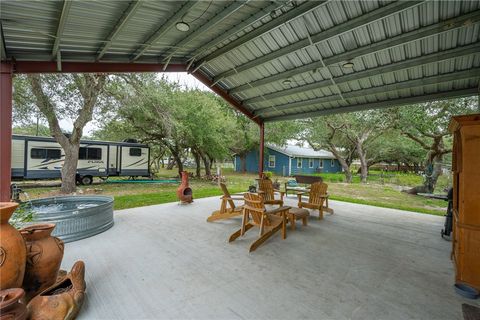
[11,135,150,184]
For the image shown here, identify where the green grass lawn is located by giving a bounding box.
[113,186,245,210]
[18,168,448,215]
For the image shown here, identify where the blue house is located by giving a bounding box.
[234,144,342,176]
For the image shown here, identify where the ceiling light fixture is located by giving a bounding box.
[282,79,292,86]
[342,61,354,69]
[175,21,190,32]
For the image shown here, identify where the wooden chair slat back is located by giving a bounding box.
[309,182,328,205]
[244,193,266,225]
[258,179,275,201]
[220,183,235,209]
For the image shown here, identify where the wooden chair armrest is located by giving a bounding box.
[297,192,303,202]
[272,189,284,201]
[225,197,244,201]
[231,192,246,196]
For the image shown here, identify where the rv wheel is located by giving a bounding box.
[80,175,93,185]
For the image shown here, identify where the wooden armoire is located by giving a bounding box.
[449,113,480,290]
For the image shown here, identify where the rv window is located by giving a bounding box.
[47,149,61,159]
[31,148,61,159]
[129,148,142,157]
[79,147,102,160]
[31,148,45,159]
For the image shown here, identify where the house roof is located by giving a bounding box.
[1,1,479,122]
[267,144,334,159]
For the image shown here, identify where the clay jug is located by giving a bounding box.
[28,261,86,320]
[20,224,64,302]
[0,288,28,320]
[0,202,26,290]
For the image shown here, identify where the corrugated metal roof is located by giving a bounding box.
[1,0,479,122]
[267,144,334,159]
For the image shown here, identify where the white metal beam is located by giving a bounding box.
[130,1,198,62]
[257,68,480,116]
[52,0,73,59]
[214,1,422,81]
[187,1,289,61]
[96,0,142,61]
[160,1,248,62]
[264,88,478,122]
[229,9,480,95]
[245,42,480,106]
[199,1,327,65]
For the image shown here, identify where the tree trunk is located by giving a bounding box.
[60,143,80,194]
[172,154,183,177]
[327,145,352,183]
[201,153,211,176]
[355,141,368,183]
[208,155,214,171]
[166,157,175,170]
[405,154,442,194]
[192,150,201,178]
[404,136,447,194]
[427,154,443,192]
[165,143,184,177]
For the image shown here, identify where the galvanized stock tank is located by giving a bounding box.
[25,196,114,243]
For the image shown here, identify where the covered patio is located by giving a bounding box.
[61,196,471,319]
[1,1,480,319]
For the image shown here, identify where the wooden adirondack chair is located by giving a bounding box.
[207,183,244,222]
[229,193,290,252]
[297,182,334,220]
[258,178,284,207]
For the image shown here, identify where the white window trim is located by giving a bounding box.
[268,155,276,168]
[331,159,335,167]
[319,159,324,168]
[297,158,302,168]
[309,158,314,168]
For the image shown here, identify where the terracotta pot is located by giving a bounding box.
[0,202,26,291]
[0,288,28,320]
[28,261,86,320]
[20,224,64,302]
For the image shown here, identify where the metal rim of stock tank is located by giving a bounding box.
[26,196,114,243]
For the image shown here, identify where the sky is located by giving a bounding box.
[162,72,211,91]
[61,72,210,135]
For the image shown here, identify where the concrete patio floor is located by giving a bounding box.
[61,196,478,320]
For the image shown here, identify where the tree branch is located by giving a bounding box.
[402,132,431,150]
[27,74,69,147]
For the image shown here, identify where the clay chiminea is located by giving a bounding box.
[0,202,26,291]
[176,171,193,203]
[0,288,28,320]
[20,223,65,302]
[27,261,86,320]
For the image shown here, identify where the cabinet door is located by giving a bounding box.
[459,126,480,225]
